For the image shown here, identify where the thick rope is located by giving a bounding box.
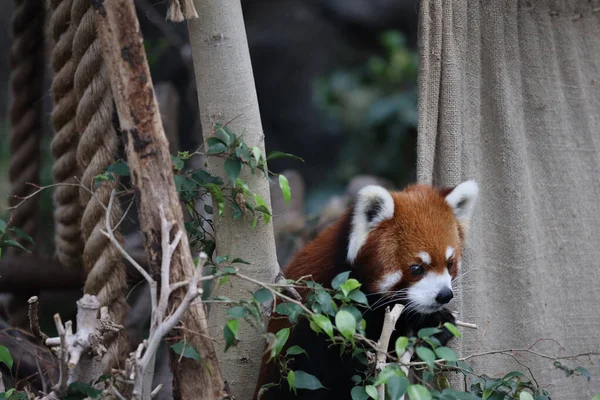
[8,0,44,247]
[49,0,84,268]
[71,0,129,370]
[6,0,46,330]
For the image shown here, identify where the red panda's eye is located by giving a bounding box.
[447,259,454,270]
[409,265,424,276]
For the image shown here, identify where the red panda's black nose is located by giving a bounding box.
[436,288,454,304]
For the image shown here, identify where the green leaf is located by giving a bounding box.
[407,384,432,400]
[174,175,197,194]
[0,220,6,234]
[575,366,591,382]
[374,366,400,386]
[235,146,252,163]
[231,257,251,265]
[417,327,442,339]
[177,150,191,160]
[67,381,103,399]
[339,279,361,297]
[331,271,351,289]
[0,345,13,370]
[231,203,243,219]
[254,288,273,303]
[365,385,378,399]
[387,376,410,400]
[591,395,600,400]
[348,289,369,306]
[351,386,369,400]
[171,154,184,171]
[207,141,227,155]
[227,306,248,319]
[279,174,291,205]
[217,275,230,289]
[502,371,525,380]
[270,328,290,360]
[204,184,225,216]
[443,322,462,339]
[215,125,234,146]
[253,194,271,224]
[291,370,325,390]
[456,360,473,372]
[224,157,242,186]
[266,151,305,162]
[520,392,534,400]
[252,146,262,163]
[415,346,436,371]
[311,314,334,340]
[107,160,130,176]
[314,289,336,316]
[0,240,30,253]
[287,370,295,391]
[224,319,239,351]
[192,169,223,186]
[215,255,229,264]
[434,346,458,362]
[170,341,201,361]
[286,345,308,357]
[335,310,356,341]
[395,336,409,356]
[9,227,34,245]
[275,303,303,324]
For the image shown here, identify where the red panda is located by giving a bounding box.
[253,181,479,400]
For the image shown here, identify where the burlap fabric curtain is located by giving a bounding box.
[417,1,600,398]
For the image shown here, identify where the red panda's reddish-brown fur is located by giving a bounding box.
[253,183,478,400]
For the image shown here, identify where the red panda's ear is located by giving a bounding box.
[442,180,479,232]
[347,185,394,264]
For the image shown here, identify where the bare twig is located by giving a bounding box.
[274,269,302,302]
[28,296,48,344]
[375,304,405,399]
[102,189,157,313]
[455,320,477,329]
[40,314,69,400]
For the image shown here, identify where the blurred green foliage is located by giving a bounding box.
[313,30,418,186]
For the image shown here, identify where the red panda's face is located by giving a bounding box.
[347,181,479,314]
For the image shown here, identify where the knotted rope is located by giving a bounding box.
[49,0,84,268]
[71,0,129,370]
[8,0,44,245]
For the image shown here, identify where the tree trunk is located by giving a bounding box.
[187,2,280,398]
[92,2,226,399]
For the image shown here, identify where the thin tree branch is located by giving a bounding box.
[375,304,405,399]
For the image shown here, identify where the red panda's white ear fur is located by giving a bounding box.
[347,185,394,264]
[444,180,479,233]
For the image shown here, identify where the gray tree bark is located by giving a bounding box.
[187,2,280,398]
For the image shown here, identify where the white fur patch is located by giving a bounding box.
[417,251,431,265]
[444,180,479,229]
[347,185,394,263]
[445,246,455,260]
[379,271,403,292]
[407,270,453,313]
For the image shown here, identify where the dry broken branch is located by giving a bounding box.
[375,304,405,399]
[93,1,225,397]
[37,295,122,400]
[101,190,210,398]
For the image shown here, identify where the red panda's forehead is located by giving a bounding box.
[369,187,461,271]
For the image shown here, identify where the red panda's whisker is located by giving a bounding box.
[452,267,481,282]
[367,290,409,310]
